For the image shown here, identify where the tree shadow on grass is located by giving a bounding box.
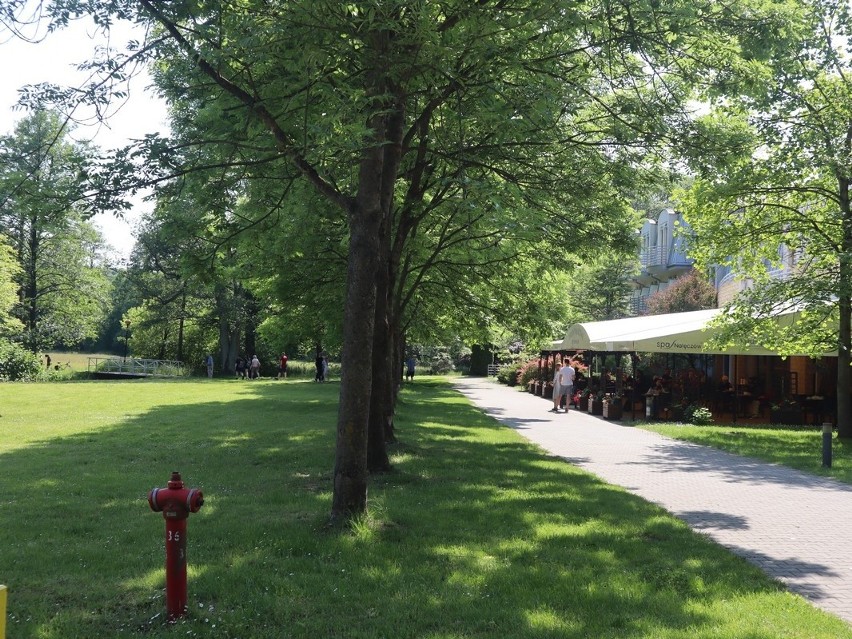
[0,379,845,638]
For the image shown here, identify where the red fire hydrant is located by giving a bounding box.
[148,471,204,621]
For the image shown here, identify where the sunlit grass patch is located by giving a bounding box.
[0,377,848,637]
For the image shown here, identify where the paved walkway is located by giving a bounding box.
[452,376,852,625]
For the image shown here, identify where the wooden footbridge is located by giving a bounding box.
[87,357,185,379]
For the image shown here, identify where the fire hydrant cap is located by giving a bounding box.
[167,471,184,490]
[149,472,203,516]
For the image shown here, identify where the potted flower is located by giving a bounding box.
[602,393,623,420]
[589,391,604,416]
[578,388,591,412]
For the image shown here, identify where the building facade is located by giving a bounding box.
[630,208,693,314]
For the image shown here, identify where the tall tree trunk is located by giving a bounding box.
[838,297,851,438]
[367,253,392,472]
[331,126,386,522]
[377,88,407,447]
[389,328,404,438]
[244,290,259,362]
[176,291,186,362]
[382,298,403,443]
[25,218,39,347]
[385,219,405,438]
[215,283,238,374]
[331,19,409,513]
[225,326,239,374]
[837,175,852,437]
[331,198,381,522]
[397,330,406,389]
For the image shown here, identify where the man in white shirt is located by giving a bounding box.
[550,359,576,413]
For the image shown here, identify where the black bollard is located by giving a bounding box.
[822,423,833,468]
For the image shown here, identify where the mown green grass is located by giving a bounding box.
[0,378,849,638]
[642,422,852,484]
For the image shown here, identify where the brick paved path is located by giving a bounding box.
[452,376,852,625]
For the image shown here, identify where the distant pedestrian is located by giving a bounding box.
[550,358,575,413]
[250,354,260,379]
[206,354,214,378]
[277,352,288,379]
[322,355,329,382]
[550,363,561,412]
[45,353,51,369]
[406,356,416,381]
[235,356,246,379]
[560,359,576,411]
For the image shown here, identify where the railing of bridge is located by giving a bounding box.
[87,357,185,377]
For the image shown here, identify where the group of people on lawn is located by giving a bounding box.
[232,354,264,379]
[224,352,288,379]
[207,351,335,381]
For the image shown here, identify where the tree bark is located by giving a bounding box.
[837,297,851,438]
[214,283,239,375]
[331,19,411,514]
[837,175,852,437]
[331,197,381,521]
[367,252,392,472]
[330,104,387,520]
[176,291,186,362]
[24,216,39,346]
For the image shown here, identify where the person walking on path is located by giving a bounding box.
[550,362,562,412]
[277,352,288,379]
[249,354,260,379]
[206,354,214,378]
[550,358,575,413]
[406,356,416,381]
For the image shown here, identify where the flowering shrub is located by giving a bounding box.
[518,358,541,387]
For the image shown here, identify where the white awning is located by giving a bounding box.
[554,308,805,355]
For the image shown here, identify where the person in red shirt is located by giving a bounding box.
[277,352,288,379]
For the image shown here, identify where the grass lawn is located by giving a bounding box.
[641,422,852,484]
[1,378,849,638]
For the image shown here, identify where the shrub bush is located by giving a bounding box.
[496,363,520,386]
[0,341,43,381]
[37,365,77,382]
[429,353,454,375]
[686,405,714,425]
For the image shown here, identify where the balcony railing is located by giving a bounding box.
[640,241,692,270]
